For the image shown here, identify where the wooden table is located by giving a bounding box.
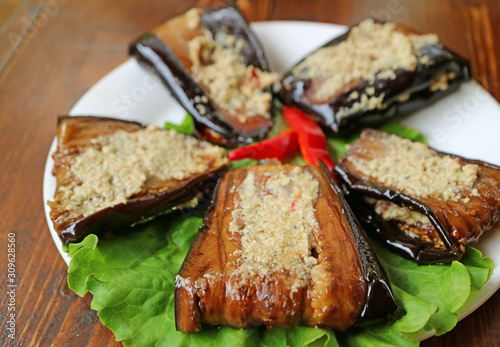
[1,0,499,345]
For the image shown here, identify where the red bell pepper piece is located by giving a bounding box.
[226,129,299,161]
[282,106,335,173]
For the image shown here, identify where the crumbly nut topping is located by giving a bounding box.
[188,29,278,123]
[229,167,320,289]
[373,199,431,226]
[397,93,410,102]
[349,134,480,202]
[292,19,441,119]
[409,33,440,54]
[336,93,387,120]
[185,8,202,30]
[58,125,226,217]
[429,71,457,92]
[370,199,444,248]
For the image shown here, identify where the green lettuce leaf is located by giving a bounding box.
[164,114,195,135]
[376,121,428,144]
[460,247,494,291]
[230,158,259,170]
[267,101,291,138]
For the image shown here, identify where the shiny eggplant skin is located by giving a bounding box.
[277,21,472,135]
[175,162,398,333]
[129,3,274,147]
[334,129,500,264]
[318,162,399,325]
[49,116,228,244]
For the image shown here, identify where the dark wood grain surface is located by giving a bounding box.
[1,0,499,346]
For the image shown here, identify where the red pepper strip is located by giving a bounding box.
[226,129,299,161]
[282,106,336,173]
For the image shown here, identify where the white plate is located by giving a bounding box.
[43,21,500,339]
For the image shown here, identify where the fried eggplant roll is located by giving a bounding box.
[334,129,500,264]
[129,3,278,147]
[278,19,471,134]
[48,116,228,244]
[175,163,397,333]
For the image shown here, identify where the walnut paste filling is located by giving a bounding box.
[348,134,480,203]
[292,19,451,120]
[56,125,226,218]
[187,9,278,124]
[228,167,320,289]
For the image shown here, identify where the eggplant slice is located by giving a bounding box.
[278,19,471,135]
[129,3,277,147]
[175,162,397,333]
[48,116,228,244]
[334,129,500,264]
